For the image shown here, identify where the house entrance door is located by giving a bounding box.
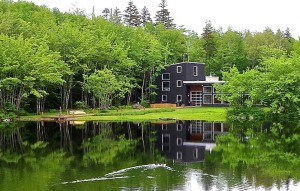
[190,91,202,106]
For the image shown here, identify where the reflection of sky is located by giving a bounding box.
[179,169,300,191]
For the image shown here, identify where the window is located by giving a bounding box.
[177,80,182,87]
[162,81,170,91]
[193,148,198,159]
[162,73,170,80]
[177,138,182,146]
[193,66,198,76]
[177,66,182,73]
[177,152,182,160]
[214,95,222,104]
[162,124,167,130]
[203,86,212,93]
[162,95,167,102]
[177,95,182,102]
[177,123,182,131]
[203,95,212,104]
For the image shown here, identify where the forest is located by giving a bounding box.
[0,0,299,116]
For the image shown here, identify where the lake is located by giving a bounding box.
[0,119,300,191]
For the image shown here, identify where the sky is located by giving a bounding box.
[25,0,300,38]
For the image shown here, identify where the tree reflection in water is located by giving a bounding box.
[214,111,300,189]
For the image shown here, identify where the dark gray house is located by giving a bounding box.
[155,62,227,106]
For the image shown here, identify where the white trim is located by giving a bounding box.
[162,73,170,80]
[177,95,182,102]
[162,81,170,91]
[162,95,167,102]
[177,138,182,146]
[203,94,212,104]
[177,80,182,87]
[177,152,182,160]
[183,81,225,84]
[177,66,182,73]
[203,86,212,93]
[193,66,198,76]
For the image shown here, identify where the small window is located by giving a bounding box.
[162,81,170,91]
[177,152,182,160]
[203,86,212,93]
[193,148,198,159]
[177,123,182,131]
[177,95,182,102]
[193,66,198,76]
[162,124,167,130]
[177,138,182,146]
[162,73,170,80]
[177,66,182,73]
[177,80,182,87]
[162,95,167,102]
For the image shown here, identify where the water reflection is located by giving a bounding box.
[1,119,300,190]
[154,120,228,162]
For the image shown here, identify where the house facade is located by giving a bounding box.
[155,62,227,106]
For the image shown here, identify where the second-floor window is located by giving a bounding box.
[177,80,182,87]
[162,73,170,80]
[193,66,198,76]
[203,86,212,93]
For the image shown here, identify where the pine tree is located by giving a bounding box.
[123,0,141,27]
[111,7,122,24]
[155,0,174,28]
[202,20,216,59]
[141,6,152,26]
[102,8,110,20]
[284,27,292,42]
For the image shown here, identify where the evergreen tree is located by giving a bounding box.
[111,7,122,24]
[155,0,174,28]
[141,6,152,26]
[123,0,141,27]
[202,20,216,59]
[102,8,110,20]
[284,27,292,42]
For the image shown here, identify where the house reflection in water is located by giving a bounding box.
[154,120,228,162]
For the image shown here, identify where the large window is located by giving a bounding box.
[162,81,170,91]
[162,73,170,80]
[214,95,222,104]
[177,80,182,87]
[193,66,198,76]
[177,66,182,73]
[162,95,167,102]
[203,86,212,93]
[203,94,212,104]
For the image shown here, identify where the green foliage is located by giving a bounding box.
[74,101,89,109]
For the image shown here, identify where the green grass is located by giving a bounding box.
[19,107,228,122]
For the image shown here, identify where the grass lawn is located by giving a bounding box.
[19,107,228,122]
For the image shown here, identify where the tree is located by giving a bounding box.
[154,0,174,28]
[123,0,140,27]
[201,20,218,74]
[111,7,122,24]
[140,6,152,26]
[84,69,120,109]
[102,8,110,20]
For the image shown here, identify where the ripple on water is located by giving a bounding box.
[61,164,174,185]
